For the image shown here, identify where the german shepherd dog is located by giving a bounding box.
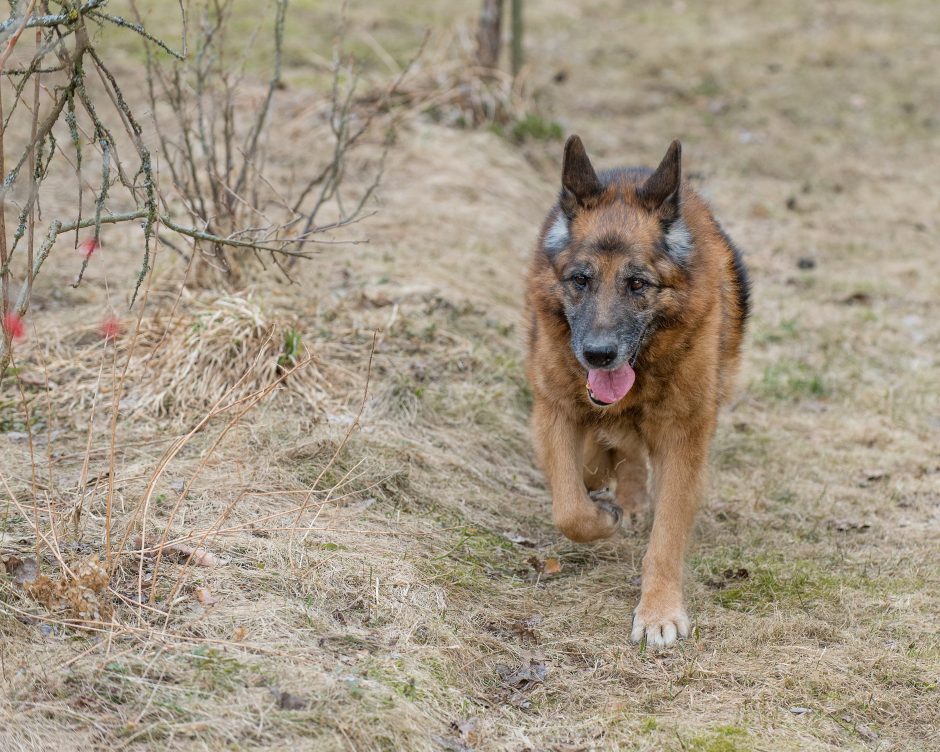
[525,136,749,647]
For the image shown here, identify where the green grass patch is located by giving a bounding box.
[510,113,564,143]
[754,361,829,401]
[189,647,247,693]
[695,552,844,613]
[753,318,799,345]
[685,725,751,752]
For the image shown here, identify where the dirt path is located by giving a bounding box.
[2,0,938,750]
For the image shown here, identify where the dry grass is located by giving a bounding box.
[1,0,939,750]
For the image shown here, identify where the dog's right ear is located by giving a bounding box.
[561,135,602,217]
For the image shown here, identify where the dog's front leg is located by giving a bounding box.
[533,399,623,543]
[631,419,711,647]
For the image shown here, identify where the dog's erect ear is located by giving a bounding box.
[561,135,602,216]
[639,140,682,220]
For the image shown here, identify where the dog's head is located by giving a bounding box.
[543,136,693,406]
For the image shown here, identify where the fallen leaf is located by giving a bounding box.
[16,556,111,622]
[174,545,224,568]
[194,587,218,605]
[840,715,878,741]
[502,531,536,547]
[451,717,480,745]
[270,687,308,710]
[525,556,562,576]
[514,614,543,642]
[706,567,750,590]
[507,692,532,710]
[496,657,547,689]
[431,736,472,752]
[133,537,227,568]
[4,555,38,586]
[840,291,871,305]
[829,520,872,533]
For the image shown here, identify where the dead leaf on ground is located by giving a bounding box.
[166,543,225,567]
[860,469,888,485]
[431,736,472,752]
[450,717,480,745]
[526,556,562,576]
[4,555,39,585]
[270,687,308,710]
[485,614,543,644]
[494,654,548,709]
[840,291,872,305]
[134,537,227,568]
[496,657,548,689]
[515,614,543,642]
[840,715,878,741]
[14,557,112,623]
[707,567,751,589]
[194,586,218,605]
[829,520,872,533]
[502,531,536,547]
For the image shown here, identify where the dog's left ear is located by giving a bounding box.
[639,140,682,221]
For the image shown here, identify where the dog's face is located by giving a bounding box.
[544,137,693,403]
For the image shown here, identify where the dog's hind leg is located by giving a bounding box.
[612,430,649,520]
[582,433,614,493]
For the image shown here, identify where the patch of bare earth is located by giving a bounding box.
[1,0,938,750]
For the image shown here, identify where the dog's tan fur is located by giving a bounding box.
[525,137,748,646]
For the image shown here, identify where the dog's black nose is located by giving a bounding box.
[583,342,618,368]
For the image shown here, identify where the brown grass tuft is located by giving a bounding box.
[121,293,327,419]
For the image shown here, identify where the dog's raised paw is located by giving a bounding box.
[589,489,623,525]
[631,604,690,648]
[588,488,615,504]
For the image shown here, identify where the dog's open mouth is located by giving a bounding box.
[586,362,636,406]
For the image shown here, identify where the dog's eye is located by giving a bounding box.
[572,273,590,289]
[628,277,647,292]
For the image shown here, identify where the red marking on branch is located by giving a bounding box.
[78,238,100,258]
[3,312,26,341]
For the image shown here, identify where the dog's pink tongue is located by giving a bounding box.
[587,363,636,405]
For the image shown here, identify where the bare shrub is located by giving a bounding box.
[139,0,390,288]
[0,1,397,374]
[0,0,393,629]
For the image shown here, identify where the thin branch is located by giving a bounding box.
[0,1,106,38]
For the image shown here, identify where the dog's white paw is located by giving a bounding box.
[631,604,690,648]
